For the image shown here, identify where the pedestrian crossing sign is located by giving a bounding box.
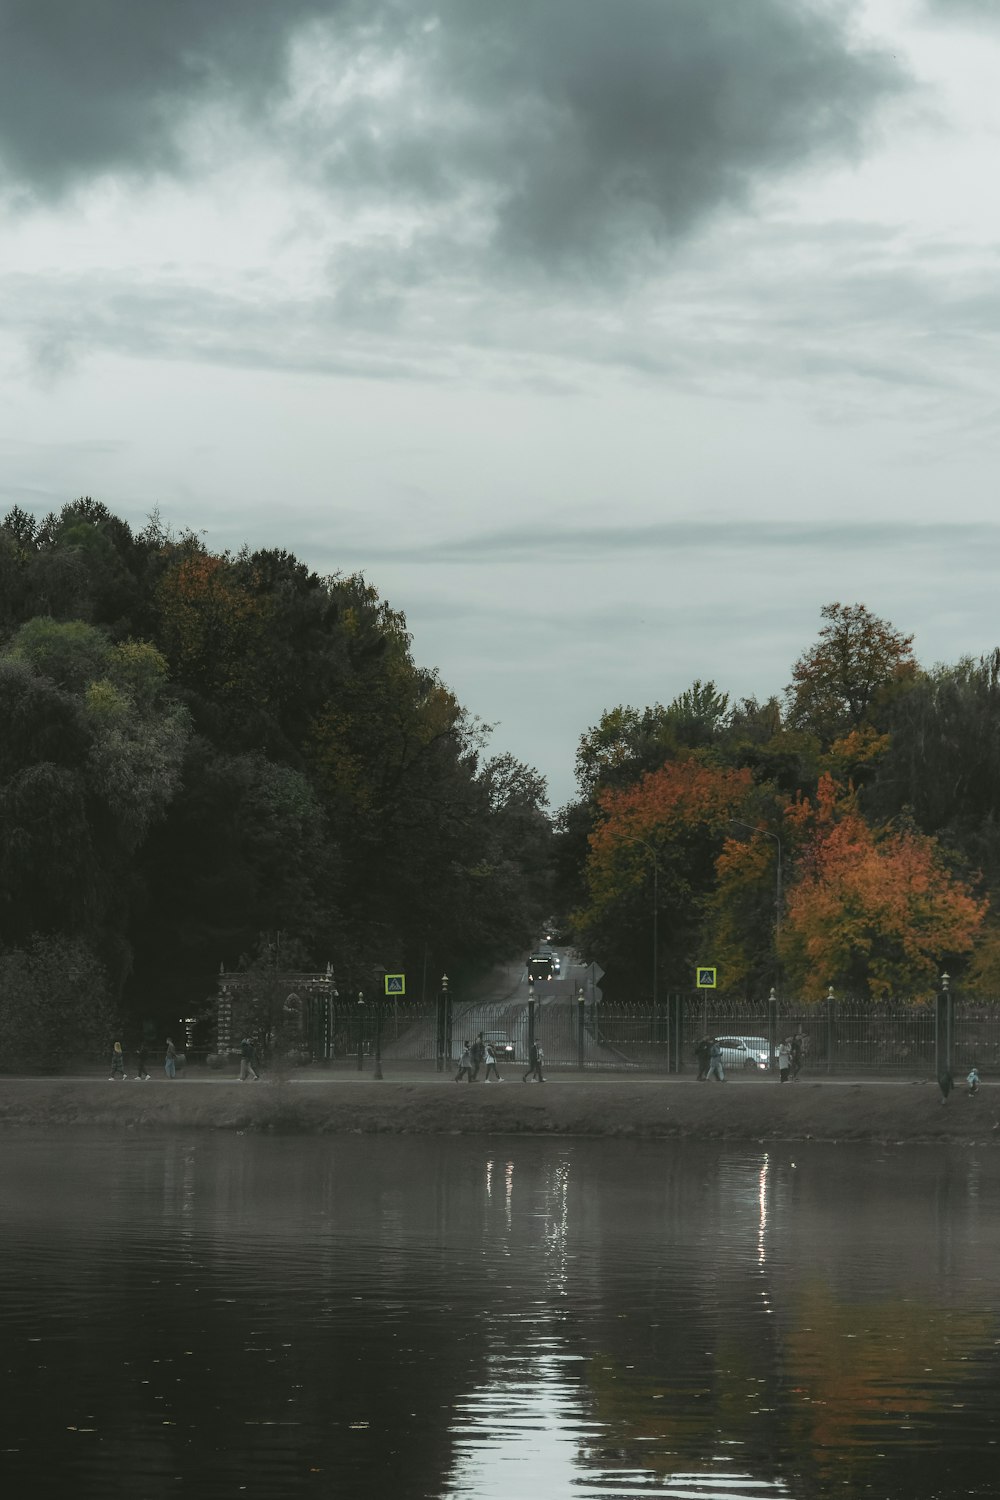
[696,967,717,989]
[384,974,406,995]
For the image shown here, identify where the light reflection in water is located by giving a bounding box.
[1,1133,999,1499]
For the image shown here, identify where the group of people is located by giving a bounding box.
[777,1032,808,1082]
[108,1037,183,1081]
[108,1041,153,1081]
[455,1031,545,1084]
[694,1031,809,1083]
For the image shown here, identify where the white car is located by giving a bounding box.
[713,1036,771,1071]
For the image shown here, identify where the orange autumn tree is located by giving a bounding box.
[577,759,752,998]
[779,775,985,998]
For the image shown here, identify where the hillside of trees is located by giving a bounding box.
[559,602,1000,1004]
[6,497,1000,1062]
[0,499,552,1057]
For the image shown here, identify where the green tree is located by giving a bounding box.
[785,602,917,748]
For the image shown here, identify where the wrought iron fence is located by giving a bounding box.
[365,992,1000,1078]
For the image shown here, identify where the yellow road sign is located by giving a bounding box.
[696,966,717,989]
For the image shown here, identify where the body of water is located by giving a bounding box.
[1,1131,998,1498]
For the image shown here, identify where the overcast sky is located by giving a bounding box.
[1,0,998,807]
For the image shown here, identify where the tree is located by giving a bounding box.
[577,759,753,996]
[786,603,917,747]
[778,776,984,997]
[0,934,116,1072]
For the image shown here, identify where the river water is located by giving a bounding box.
[1,1131,997,1499]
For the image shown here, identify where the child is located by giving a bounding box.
[109,1041,128,1081]
[482,1042,503,1082]
[967,1067,980,1096]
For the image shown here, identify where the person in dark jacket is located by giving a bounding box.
[694,1037,711,1080]
[239,1037,259,1082]
[522,1041,545,1083]
[455,1042,475,1083]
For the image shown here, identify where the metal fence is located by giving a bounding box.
[368,991,1000,1078]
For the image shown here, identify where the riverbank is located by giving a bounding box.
[0,1073,996,1143]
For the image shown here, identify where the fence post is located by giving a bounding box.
[826,986,835,1075]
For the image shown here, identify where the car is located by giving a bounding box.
[551,952,562,974]
[482,1031,516,1061]
[714,1035,772,1071]
[528,953,553,982]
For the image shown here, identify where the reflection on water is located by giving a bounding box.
[1,1132,998,1499]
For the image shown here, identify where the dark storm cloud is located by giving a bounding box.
[332,0,905,271]
[0,0,343,190]
[0,1,904,272]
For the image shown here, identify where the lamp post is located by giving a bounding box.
[356,991,365,1072]
[940,971,952,1079]
[577,985,586,1071]
[442,974,452,1066]
[373,991,383,1080]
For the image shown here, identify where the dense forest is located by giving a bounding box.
[4,498,1000,1066]
[0,498,552,1058]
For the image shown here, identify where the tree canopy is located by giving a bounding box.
[0,499,552,1044]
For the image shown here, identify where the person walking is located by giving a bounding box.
[134,1043,150,1081]
[522,1040,545,1083]
[164,1037,178,1080]
[694,1037,711,1080]
[967,1066,981,1096]
[482,1042,503,1082]
[455,1041,475,1083]
[470,1032,486,1081]
[777,1038,792,1083]
[108,1041,127,1081]
[790,1029,807,1081]
[705,1039,725,1083]
[239,1036,259,1082]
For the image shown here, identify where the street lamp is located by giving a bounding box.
[356,991,365,1072]
[373,990,383,1081]
[940,971,952,1079]
[729,819,783,940]
[576,985,586,1070]
[441,974,452,1066]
